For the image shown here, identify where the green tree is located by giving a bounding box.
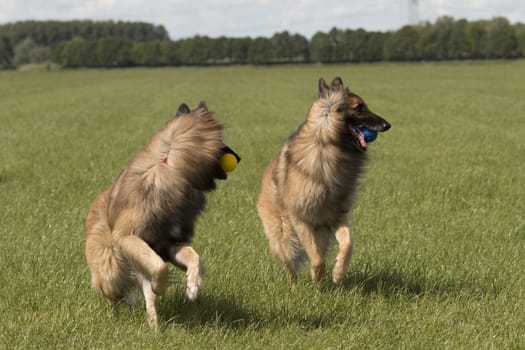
[58,37,95,67]
[366,31,388,61]
[418,22,438,60]
[4,16,525,67]
[177,36,211,65]
[11,35,51,67]
[485,17,518,58]
[227,37,251,64]
[29,45,50,63]
[434,16,454,59]
[309,31,333,63]
[207,36,228,64]
[383,26,421,61]
[247,37,274,64]
[95,38,132,67]
[13,37,36,67]
[0,20,170,49]
[341,29,370,62]
[132,42,163,66]
[0,36,14,69]
[465,20,487,58]
[515,23,525,57]
[449,19,470,59]
[327,27,344,62]
[159,41,181,65]
[271,31,309,62]
[291,33,309,62]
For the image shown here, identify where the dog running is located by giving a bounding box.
[257,77,390,284]
[85,102,239,330]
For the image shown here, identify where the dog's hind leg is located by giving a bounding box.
[292,218,330,283]
[115,235,169,295]
[280,218,302,284]
[257,161,302,283]
[332,225,353,284]
[114,235,168,330]
[259,206,301,283]
[169,245,203,301]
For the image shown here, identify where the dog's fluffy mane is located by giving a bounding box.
[284,80,366,191]
[129,104,224,191]
[106,103,225,243]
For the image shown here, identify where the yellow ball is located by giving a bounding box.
[220,153,238,172]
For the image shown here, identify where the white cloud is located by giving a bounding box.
[507,9,525,23]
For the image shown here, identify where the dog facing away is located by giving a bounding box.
[257,77,390,284]
[85,102,239,330]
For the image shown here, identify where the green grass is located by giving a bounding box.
[1,62,524,349]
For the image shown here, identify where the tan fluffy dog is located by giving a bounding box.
[86,102,239,330]
[257,78,390,284]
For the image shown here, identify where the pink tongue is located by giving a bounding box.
[358,131,367,148]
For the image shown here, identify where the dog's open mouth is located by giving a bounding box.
[350,125,367,152]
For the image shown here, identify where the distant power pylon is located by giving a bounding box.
[408,0,420,25]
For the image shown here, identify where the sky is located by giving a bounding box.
[1,0,524,39]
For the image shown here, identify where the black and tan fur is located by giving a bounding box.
[257,77,390,284]
[85,102,237,330]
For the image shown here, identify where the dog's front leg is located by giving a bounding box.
[169,245,203,301]
[332,225,353,284]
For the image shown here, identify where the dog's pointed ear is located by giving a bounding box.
[176,103,190,116]
[197,101,207,110]
[319,78,330,98]
[331,77,344,91]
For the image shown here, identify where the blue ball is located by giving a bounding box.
[360,127,378,142]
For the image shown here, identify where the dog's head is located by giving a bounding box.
[165,102,240,191]
[319,77,391,152]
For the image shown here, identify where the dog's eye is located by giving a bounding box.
[357,104,365,113]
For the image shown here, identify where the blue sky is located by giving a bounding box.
[1,0,524,39]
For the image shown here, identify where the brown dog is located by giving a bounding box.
[85,102,239,330]
[257,77,390,284]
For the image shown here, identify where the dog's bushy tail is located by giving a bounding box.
[257,160,304,277]
[85,190,127,302]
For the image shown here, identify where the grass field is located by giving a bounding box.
[1,61,524,349]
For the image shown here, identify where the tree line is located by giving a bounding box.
[1,17,524,69]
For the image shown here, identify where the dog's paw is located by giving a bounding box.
[185,261,204,301]
[332,272,345,284]
[332,263,347,284]
[147,312,160,332]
